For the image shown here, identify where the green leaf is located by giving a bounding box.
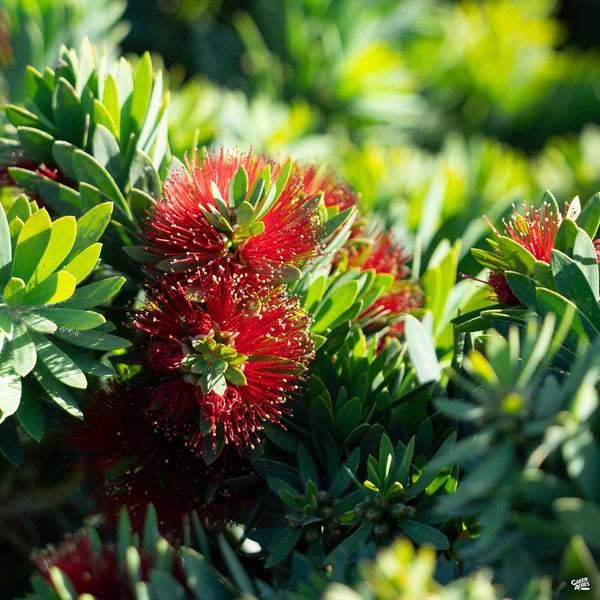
[0,205,11,286]
[265,528,301,568]
[32,334,87,389]
[52,141,79,181]
[36,308,105,331]
[550,250,600,325]
[130,150,161,196]
[504,271,538,309]
[12,208,52,284]
[405,314,440,383]
[573,229,600,298]
[6,194,31,224]
[61,276,125,309]
[236,201,255,226]
[0,311,12,336]
[3,277,26,306]
[536,288,598,348]
[27,216,77,289]
[92,125,124,190]
[335,397,362,441]
[16,392,44,441]
[577,192,600,239]
[73,150,128,213]
[5,105,49,129]
[229,166,249,209]
[323,207,354,238]
[400,520,449,550]
[180,548,229,600]
[17,127,54,164]
[7,169,82,215]
[32,364,82,418]
[53,328,131,351]
[274,159,292,200]
[554,218,579,257]
[325,523,371,563]
[496,236,536,275]
[93,99,119,138]
[55,77,85,145]
[67,202,113,262]
[131,53,153,130]
[312,280,359,332]
[0,341,22,421]
[407,432,456,499]
[224,366,247,386]
[22,271,76,306]
[12,320,37,376]
[62,243,102,284]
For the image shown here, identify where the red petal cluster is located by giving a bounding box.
[71,382,252,535]
[296,164,359,212]
[34,532,148,600]
[144,149,323,286]
[132,277,313,448]
[490,202,563,263]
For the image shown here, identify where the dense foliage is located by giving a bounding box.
[1,1,599,599]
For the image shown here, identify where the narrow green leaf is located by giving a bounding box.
[61,276,125,309]
[17,127,54,164]
[36,308,105,331]
[312,280,359,333]
[66,202,113,263]
[6,194,31,224]
[32,334,87,389]
[3,277,26,306]
[12,320,37,376]
[16,392,44,441]
[54,77,85,146]
[0,205,11,286]
[93,99,119,138]
[405,314,441,383]
[265,529,301,568]
[33,363,82,418]
[400,520,449,550]
[62,243,102,284]
[131,52,153,129]
[578,192,600,239]
[0,341,22,421]
[229,166,249,209]
[53,328,131,351]
[27,216,76,289]
[21,271,76,306]
[573,229,600,298]
[496,236,536,275]
[20,312,56,333]
[92,125,124,190]
[551,250,600,325]
[12,208,52,284]
[73,150,128,213]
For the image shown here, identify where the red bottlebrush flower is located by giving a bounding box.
[71,382,253,536]
[132,276,313,448]
[295,164,358,212]
[143,149,323,287]
[348,230,411,281]
[344,228,424,335]
[486,202,564,264]
[33,531,148,600]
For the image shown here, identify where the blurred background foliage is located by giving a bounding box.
[4,0,600,257]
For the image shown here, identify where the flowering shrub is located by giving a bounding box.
[0,17,599,600]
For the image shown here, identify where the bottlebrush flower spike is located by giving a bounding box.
[295,164,359,212]
[132,275,313,449]
[144,149,323,286]
[71,382,253,535]
[486,202,563,263]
